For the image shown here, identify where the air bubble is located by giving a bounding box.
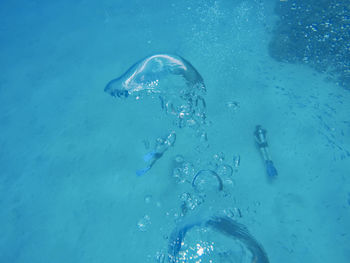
[144,195,152,204]
[213,152,225,163]
[192,169,223,193]
[216,164,233,178]
[137,215,151,232]
[105,54,207,129]
[226,101,240,112]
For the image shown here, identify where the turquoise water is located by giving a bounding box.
[1,0,349,262]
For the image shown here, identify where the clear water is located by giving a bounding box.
[0,0,349,262]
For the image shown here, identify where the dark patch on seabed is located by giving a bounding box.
[269,0,350,89]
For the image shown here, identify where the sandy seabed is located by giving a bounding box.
[0,0,349,262]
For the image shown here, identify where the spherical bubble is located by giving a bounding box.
[226,101,240,113]
[216,164,233,178]
[179,192,203,212]
[180,192,191,202]
[213,152,225,163]
[137,214,151,232]
[144,195,152,204]
[216,164,234,187]
[192,169,223,193]
[174,154,184,164]
[172,160,195,184]
[172,167,184,182]
[182,161,195,177]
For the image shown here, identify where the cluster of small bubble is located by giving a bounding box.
[172,155,196,184]
[269,0,350,88]
[137,214,151,232]
[151,150,243,262]
[178,240,215,262]
[179,192,205,216]
[209,152,236,187]
[172,152,239,188]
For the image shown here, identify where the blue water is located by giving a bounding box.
[1,0,350,262]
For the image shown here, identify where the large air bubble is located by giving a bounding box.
[168,216,270,263]
[105,54,207,128]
